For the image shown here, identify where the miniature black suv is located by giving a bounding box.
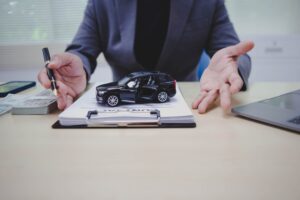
[96,71,176,107]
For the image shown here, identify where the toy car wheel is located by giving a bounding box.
[106,94,120,107]
[157,91,168,103]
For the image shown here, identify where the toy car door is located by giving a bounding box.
[137,76,158,102]
[119,78,139,103]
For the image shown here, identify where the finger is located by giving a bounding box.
[48,52,74,70]
[225,41,255,57]
[56,80,77,98]
[56,92,72,110]
[53,70,63,82]
[228,72,243,94]
[192,90,208,109]
[37,68,51,89]
[55,81,77,110]
[56,94,66,110]
[66,94,74,108]
[220,83,231,110]
[198,90,218,114]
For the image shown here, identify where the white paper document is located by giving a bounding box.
[59,83,195,126]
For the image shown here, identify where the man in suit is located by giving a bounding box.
[38,0,254,113]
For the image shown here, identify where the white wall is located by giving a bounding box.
[226,0,300,82]
[244,35,300,83]
[226,0,300,36]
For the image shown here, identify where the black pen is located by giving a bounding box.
[42,47,58,96]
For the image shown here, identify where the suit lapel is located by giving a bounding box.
[115,0,140,69]
[156,0,194,71]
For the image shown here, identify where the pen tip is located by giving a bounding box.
[53,89,58,96]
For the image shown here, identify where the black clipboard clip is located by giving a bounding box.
[86,108,161,127]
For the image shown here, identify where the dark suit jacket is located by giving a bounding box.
[66,0,251,88]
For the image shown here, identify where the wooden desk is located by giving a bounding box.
[1,82,300,200]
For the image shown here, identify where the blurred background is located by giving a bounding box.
[0,0,300,83]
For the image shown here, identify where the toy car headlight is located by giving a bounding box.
[98,91,106,95]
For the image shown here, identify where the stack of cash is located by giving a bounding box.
[0,89,57,115]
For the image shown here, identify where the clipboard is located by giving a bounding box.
[52,108,196,128]
[53,83,196,129]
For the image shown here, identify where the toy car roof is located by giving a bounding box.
[127,71,168,79]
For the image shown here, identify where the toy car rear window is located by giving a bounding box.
[159,75,172,82]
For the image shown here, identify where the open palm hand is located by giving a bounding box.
[192,41,254,113]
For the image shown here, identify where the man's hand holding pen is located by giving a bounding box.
[38,50,87,110]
